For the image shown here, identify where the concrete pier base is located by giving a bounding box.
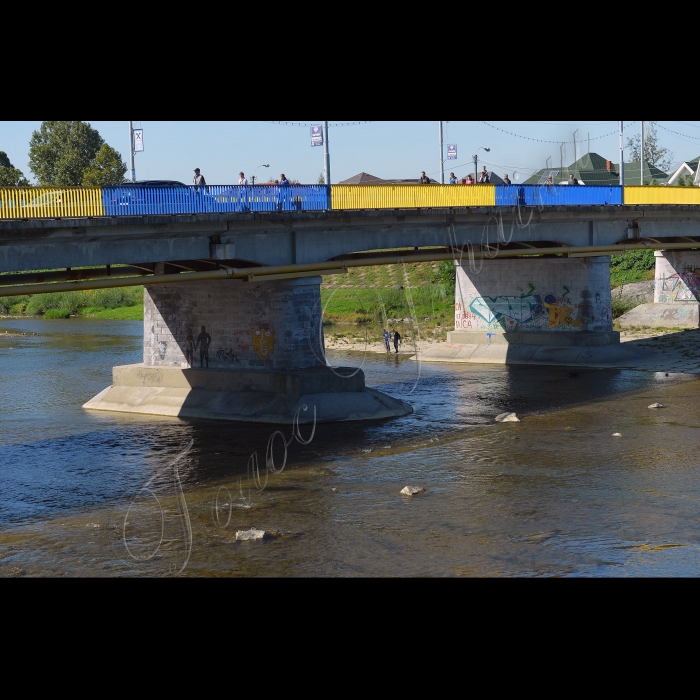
[83,364,413,424]
[617,302,700,329]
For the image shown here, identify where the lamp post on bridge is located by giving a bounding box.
[473,147,490,183]
[619,121,624,187]
[252,164,269,185]
[128,121,136,182]
[439,121,445,184]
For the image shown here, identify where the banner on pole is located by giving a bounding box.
[447,144,457,160]
[311,125,323,147]
[133,129,144,152]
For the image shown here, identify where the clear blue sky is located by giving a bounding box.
[3,121,700,184]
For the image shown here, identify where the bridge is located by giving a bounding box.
[2,184,699,423]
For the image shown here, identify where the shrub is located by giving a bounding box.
[44,308,71,319]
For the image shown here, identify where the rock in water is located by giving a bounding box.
[612,433,622,437]
[236,528,266,541]
[495,413,520,423]
[648,403,665,409]
[400,486,425,496]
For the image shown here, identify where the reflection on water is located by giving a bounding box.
[1,318,700,577]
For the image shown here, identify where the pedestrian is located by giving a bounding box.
[238,172,248,185]
[392,328,401,353]
[193,168,206,193]
[568,174,579,186]
[545,174,555,186]
[279,174,290,186]
[503,174,512,185]
[479,167,490,183]
[383,329,391,352]
[449,172,458,184]
[420,171,431,184]
[465,175,475,185]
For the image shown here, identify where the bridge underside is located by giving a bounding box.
[2,206,700,274]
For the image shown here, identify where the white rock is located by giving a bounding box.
[495,413,520,423]
[400,486,425,496]
[648,403,665,409]
[236,528,266,541]
[612,433,622,437]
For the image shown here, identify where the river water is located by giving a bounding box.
[1,317,700,577]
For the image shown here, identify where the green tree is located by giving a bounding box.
[28,121,104,186]
[626,122,673,172]
[0,151,30,186]
[82,144,127,186]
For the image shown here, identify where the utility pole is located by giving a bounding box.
[619,121,624,186]
[473,154,477,183]
[128,121,135,182]
[640,121,645,185]
[439,121,445,184]
[323,121,330,186]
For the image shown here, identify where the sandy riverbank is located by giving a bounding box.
[325,328,700,373]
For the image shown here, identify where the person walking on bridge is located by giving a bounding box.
[449,172,458,184]
[193,168,206,193]
[238,172,248,185]
[420,171,431,184]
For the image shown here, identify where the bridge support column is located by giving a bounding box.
[84,276,412,423]
[617,250,700,329]
[422,256,637,366]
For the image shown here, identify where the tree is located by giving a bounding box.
[626,122,673,173]
[82,144,127,186]
[317,172,325,184]
[28,121,104,186]
[0,151,30,186]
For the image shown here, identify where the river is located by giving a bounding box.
[1,317,699,577]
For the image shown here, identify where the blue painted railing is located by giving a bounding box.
[101,185,331,216]
[495,185,623,207]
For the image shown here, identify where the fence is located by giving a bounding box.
[331,184,495,210]
[495,185,623,207]
[0,187,104,219]
[100,185,330,216]
[4,183,700,220]
[623,186,700,205]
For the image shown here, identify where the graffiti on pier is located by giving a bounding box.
[458,293,582,330]
[657,268,700,303]
[253,328,274,361]
[216,348,239,362]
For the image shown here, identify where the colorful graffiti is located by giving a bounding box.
[657,269,700,303]
[252,328,274,360]
[456,293,583,331]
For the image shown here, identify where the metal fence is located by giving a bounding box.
[6,183,700,220]
[101,185,330,216]
[623,186,700,205]
[331,184,496,210]
[0,187,104,219]
[495,185,624,207]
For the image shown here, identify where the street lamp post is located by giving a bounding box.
[473,147,490,183]
[640,121,645,186]
[251,164,270,185]
[128,121,136,182]
[619,121,624,187]
[439,121,445,184]
[323,121,330,186]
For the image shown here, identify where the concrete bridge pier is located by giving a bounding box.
[421,255,643,366]
[618,250,700,329]
[84,276,412,423]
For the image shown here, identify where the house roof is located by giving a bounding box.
[524,152,668,186]
[338,172,387,185]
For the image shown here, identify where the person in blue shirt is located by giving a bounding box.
[449,172,458,184]
[382,329,391,352]
[279,174,290,186]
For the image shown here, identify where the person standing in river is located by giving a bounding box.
[392,328,401,353]
[195,325,212,368]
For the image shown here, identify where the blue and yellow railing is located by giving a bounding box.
[1,184,700,220]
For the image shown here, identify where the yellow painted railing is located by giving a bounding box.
[331,184,496,210]
[0,187,104,219]
[624,186,700,205]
